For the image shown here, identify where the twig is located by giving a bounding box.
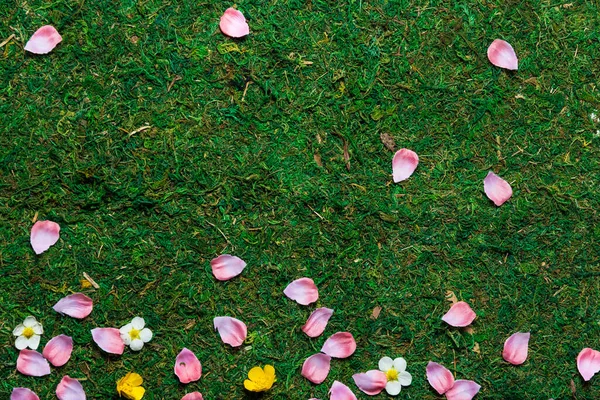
[126,125,152,137]
[83,272,100,289]
[0,34,15,48]
[206,221,230,244]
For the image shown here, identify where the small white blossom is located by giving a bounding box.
[13,316,43,350]
[119,317,152,351]
[379,356,412,395]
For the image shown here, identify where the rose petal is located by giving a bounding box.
[502,332,530,365]
[16,349,51,377]
[301,353,331,384]
[42,335,73,367]
[302,307,334,338]
[30,220,60,254]
[329,381,357,400]
[577,347,600,381]
[483,171,513,206]
[426,361,454,395]
[392,148,419,182]
[487,39,518,70]
[213,316,247,347]
[24,26,62,54]
[442,301,476,327]
[90,328,124,355]
[53,293,93,319]
[352,370,387,395]
[284,277,319,305]
[56,376,86,400]
[175,348,202,384]
[321,332,356,358]
[445,379,481,400]
[210,254,247,281]
[181,393,204,400]
[219,8,249,38]
[11,388,40,400]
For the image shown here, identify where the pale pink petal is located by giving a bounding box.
[24,26,62,54]
[53,293,93,319]
[16,349,51,377]
[302,307,334,337]
[284,278,319,305]
[174,348,202,384]
[11,388,40,400]
[329,381,357,400]
[42,335,73,367]
[321,332,356,358]
[577,347,600,381]
[392,149,419,182]
[210,254,247,281]
[487,39,518,70]
[483,171,512,206]
[30,220,60,254]
[352,370,387,395]
[445,379,481,400]
[219,8,249,38]
[213,316,247,347]
[181,393,204,400]
[426,362,454,395]
[90,328,124,355]
[502,332,530,365]
[301,353,331,384]
[56,376,86,400]
[442,301,476,327]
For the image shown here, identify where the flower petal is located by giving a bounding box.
[23,316,38,328]
[42,335,73,367]
[16,350,51,377]
[56,376,86,400]
[53,293,93,319]
[392,149,419,182]
[378,356,393,371]
[352,370,387,395]
[426,361,454,395]
[385,380,402,396]
[13,324,25,336]
[24,26,62,54]
[393,357,407,372]
[139,328,152,342]
[321,332,356,359]
[130,339,144,351]
[302,307,334,337]
[181,393,203,400]
[30,220,60,254]
[284,278,319,305]
[11,388,40,400]
[301,353,331,384]
[175,348,202,384]
[27,335,41,350]
[91,328,124,355]
[487,39,518,70]
[577,347,600,381]
[131,317,145,330]
[442,301,476,327]
[329,381,357,400]
[398,371,412,386]
[445,379,481,400]
[15,336,29,350]
[483,171,513,206]
[213,316,247,347]
[210,254,247,281]
[219,8,249,38]
[502,332,530,365]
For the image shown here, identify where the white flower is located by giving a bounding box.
[379,356,412,395]
[13,316,43,350]
[119,317,153,351]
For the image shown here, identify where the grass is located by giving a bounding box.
[1,0,600,398]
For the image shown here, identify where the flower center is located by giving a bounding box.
[386,368,399,382]
[23,327,35,339]
[129,328,141,340]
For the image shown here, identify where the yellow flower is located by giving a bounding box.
[117,372,145,400]
[244,365,276,392]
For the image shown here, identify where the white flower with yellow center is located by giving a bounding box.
[378,356,412,395]
[13,316,43,350]
[119,317,153,351]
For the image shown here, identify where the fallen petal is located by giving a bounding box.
[175,348,202,384]
[24,26,62,54]
[11,388,40,400]
[352,370,387,395]
[487,39,518,70]
[445,379,481,400]
[16,349,51,377]
[90,328,124,355]
[30,220,60,254]
[210,254,247,281]
[442,301,476,327]
[302,307,334,338]
[42,335,73,367]
[181,393,204,400]
[284,278,319,305]
[483,171,513,206]
[213,316,247,347]
[302,353,331,384]
[53,293,93,319]
[426,361,454,395]
[321,332,356,358]
[220,8,249,38]
[503,332,530,365]
[329,381,357,400]
[577,347,600,381]
[392,148,419,182]
[56,376,86,400]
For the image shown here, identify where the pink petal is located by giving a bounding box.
[210,254,247,281]
[442,301,476,327]
[30,220,60,254]
[487,39,518,70]
[11,388,40,400]
[426,361,454,395]
[329,381,357,400]
[181,393,204,400]
[213,316,247,347]
[56,376,86,400]
[321,332,356,358]
[42,335,73,367]
[90,328,124,355]
[284,278,319,306]
[174,348,202,384]
[577,347,600,381]
[53,293,93,319]
[302,307,334,338]
[445,379,481,400]
[301,353,331,384]
[352,370,387,395]
[392,149,419,182]
[24,26,62,54]
[16,350,50,377]
[219,8,249,38]
[483,171,513,206]
[502,332,530,365]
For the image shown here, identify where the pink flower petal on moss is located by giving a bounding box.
[30,220,60,254]
[220,8,249,38]
[24,26,62,54]
[503,332,530,365]
[487,39,518,70]
[175,348,202,384]
[352,370,387,395]
[392,149,419,182]
[302,353,331,384]
[42,335,73,367]
[302,307,334,337]
[213,316,247,347]
[329,381,357,400]
[56,376,86,400]
[11,388,40,400]
[181,393,204,400]
[53,293,93,319]
[284,278,318,305]
[577,347,600,381]
[90,328,124,354]
[426,362,454,395]
[442,301,476,327]
[321,332,356,358]
[210,254,247,281]
[483,171,512,206]
[17,350,51,377]
[445,380,481,400]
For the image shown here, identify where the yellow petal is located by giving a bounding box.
[247,366,266,382]
[263,365,275,381]
[125,372,144,386]
[244,379,263,392]
[128,386,145,400]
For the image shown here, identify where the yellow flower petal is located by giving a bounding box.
[125,372,144,387]
[247,366,266,382]
[244,379,263,392]
[128,386,145,400]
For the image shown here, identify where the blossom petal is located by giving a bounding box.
[16,350,51,377]
[219,8,249,38]
[91,328,124,355]
[577,347,600,381]
[181,393,204,400]
[329,381,357,400]
[30,220,60,254]
[175,348,202,384]
[392,357,407,372]
[301,353,331,384]
[445,379,481,400]
[15,336,29,350]
[426,361,454,395]
[385,381,402,396]
[352,370,387,395]
[42,335,73,367]
[210,254,247,281]
[213,316,247,347]
[27,335,41,350]
[130,339,144,351]
[24,26,62,54]
[131,317,145,330]
[302,307,334,337]
[139,328,152,342]
[284,278,319,305]
[56,376,86,400]
[442,301,476,327]
[392,149,419,182]
[483,171,513,206]
[11,388,40,400]
[503,332,530,365]
[378,356,393,371]
[23,316,39,328]
[487,39,518,70]
[398,371,412,386]
[53,293,93,319]
[321,332,356,358]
